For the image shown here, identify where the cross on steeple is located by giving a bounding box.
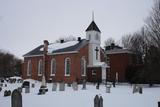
[95,47,99,60]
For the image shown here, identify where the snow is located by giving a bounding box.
[40,41,79,53]
[0,79,160,107]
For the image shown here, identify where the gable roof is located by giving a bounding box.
[23,39,88,57]
[85,21,101,32]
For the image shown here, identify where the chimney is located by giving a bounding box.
[43,40,49,53]
[77,37,81,42]
[60,39,64,43]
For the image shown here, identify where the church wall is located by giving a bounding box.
[107,53,130,82]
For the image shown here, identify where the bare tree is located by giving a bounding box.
[104,37,115,46]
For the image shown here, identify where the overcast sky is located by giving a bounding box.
[0,0,153,59]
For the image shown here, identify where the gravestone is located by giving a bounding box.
[158,102,160,107]
[139,87,143,94]
[94,95,99,107]
[11,89,22,107]
[67,83,71,87]
[96,82,100,90]
[59,82,65,91]
[17,87,22,93]
[52,83,57,91]
[72,82,78,91]
[25,87,30,93]
[82,79,86,90]
[99,96,103,107]
[112,81,115,87]
[5,84,7,87]
[106,84,111,93]
[133,84,139,94]
[4,90,11,97]
[0,83,3,87]
[0,87,2,92]
[22,81,30,88]
[31,83,35,88]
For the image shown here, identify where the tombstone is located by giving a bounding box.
[158,102,160,107]
[22,81,30,88]
[0,83,3,87]
[133,84,138,94]
[52,83,57,91]
[0,87,2,92]
[25,87,30,93]
[31,83,35,88]
[112,81,115,87]
[106,85,111,93]
[82,79,86,90]
[5,84,7,87]
[59,82,65,91]
[4,90,11,97]
[67,83,71,87]
[99,96,103,107]
[139,87,143,94]
[94,95,99,107]
[96,82,100,90]
[17,87,22,93]
[11,89,22,107]
[72,82,78,91]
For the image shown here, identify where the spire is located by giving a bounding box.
[92,11,94,21]
[86,12,101,32]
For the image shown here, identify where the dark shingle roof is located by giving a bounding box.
[23,39,88,57]
[86,21,101,32]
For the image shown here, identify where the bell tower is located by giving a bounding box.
[86,14,101,66]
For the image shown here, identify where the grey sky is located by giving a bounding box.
[0,0,153,59]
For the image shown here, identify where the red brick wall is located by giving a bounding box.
[107,53,130,82]
[22,43,89,83]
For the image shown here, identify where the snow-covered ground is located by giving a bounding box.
[0,79,160,107]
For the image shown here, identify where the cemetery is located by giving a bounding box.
[0,78,160,107]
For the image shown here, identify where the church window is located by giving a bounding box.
[88,34,91,40]
[38,59,43,76]
[51,59,56,76]
[27,60,32,76]
[65,58,71,76]
[81,57,86,76]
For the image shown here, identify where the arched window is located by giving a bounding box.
[95,33,99,40]
[27,60,32,76]
[81,57,86,76]
[65,57,71,76]
[38,59,43,76]
[51,59,56,76]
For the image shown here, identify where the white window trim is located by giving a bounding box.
[92,70,96,75]
[50,59,56,76]
[81,57,86,76]
[65,57,71,76]
[27,60,31,76]
[38,59,42,76]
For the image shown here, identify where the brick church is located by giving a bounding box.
[22,19,108,83]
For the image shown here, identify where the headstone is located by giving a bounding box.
[106,85,111,93]
[67,83,71,87]
[41,75,47,88]
[59,82,65,91]
[96,82,100,90]
[0,87,2,92]
[94,95,99,107]
[22,81,30,88]
[5,84,7,87]
[31,83,35,88]
[133,84,138,94]
[82,79,86,90]
[99,96,103,107]
[25,87,30,93]
[158,102,160,107]
[139,86,143,94]
[52,83,57,91]
[72,82,78,91]
[112,81,115,87]
[11,89,22,107]
[0,83,3,87]
[4,90,11,97]
[17,87,22,93]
